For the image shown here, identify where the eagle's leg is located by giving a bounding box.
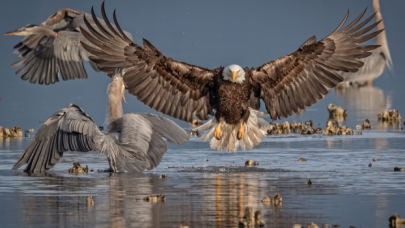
[237,123,244,140]
[214,123,222,140]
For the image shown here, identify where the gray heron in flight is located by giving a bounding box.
[12,68,189,173]
[4,6,132,85]
[339,0,393,86]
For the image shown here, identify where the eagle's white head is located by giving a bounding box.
[223,64,246,83]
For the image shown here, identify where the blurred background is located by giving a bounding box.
[0,0,404,130]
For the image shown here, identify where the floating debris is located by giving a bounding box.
[27,129,35,132]
[307,179,312,185]
[68,163,89,174]
[368,163,372,167]
[39,121,44,124]
[394,167,405,172]
[239,207,265,227]
[143,194,165,202]
[87,196,94,208]
[189,119,202,128]
[159,175,167,179]
[205,158,209,162]
[389,214,405,227]
[328,104,347,118]
[98,126,104,131]
[298,158,307,162]
[245,160,259,166]
[373,157,377,162]
[187,130,201,137]
[24,133,30,137]
[1,126,23,138]
[356,131,363,135]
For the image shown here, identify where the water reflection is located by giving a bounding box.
[335,86,392,123]
[14,172,336,228]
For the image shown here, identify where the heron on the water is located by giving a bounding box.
[12,68,189,173]
[4,8,132,85]
[339,0,393,86]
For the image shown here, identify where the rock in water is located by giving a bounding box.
[187,130,201,137]
[245,160,259,166]
[143,194,165,202]
[389,214,405,227]
[378,109,402,122]
[356,131,363,135]
[69,163,89,174]
[189,119,202,127]
[238,207,265,227]
[327,104,347,118]
[298,158,307,162]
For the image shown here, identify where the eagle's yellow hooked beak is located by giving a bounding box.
[231,71,239,82]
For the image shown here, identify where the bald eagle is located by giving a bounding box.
[81,4,383,152]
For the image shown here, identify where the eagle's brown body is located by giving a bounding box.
[81,4,384,151]
[210,69,252,125]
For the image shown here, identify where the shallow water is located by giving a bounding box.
[1,86,405,228]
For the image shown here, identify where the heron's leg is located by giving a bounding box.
[237,123,244,140]
[214,122,222,140]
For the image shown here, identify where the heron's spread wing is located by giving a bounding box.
[12,104,102,173]
[250,9,383,120]
[115,113,177,172]
[12,31,92,85]
[80,3,214,122]
[138,113,189,145]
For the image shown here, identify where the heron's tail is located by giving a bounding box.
[194,108,272,152]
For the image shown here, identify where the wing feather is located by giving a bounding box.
[12,104,103,173]
[80,5,214,122]
[251,9,382,119]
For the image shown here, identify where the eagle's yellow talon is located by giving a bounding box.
[237,123,244,140]
[214,123,222,140]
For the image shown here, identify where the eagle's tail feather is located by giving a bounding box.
[194,108,272,152]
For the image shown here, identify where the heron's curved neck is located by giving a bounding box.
[107,78,123,132]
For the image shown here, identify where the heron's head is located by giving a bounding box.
[4,24,37,36]
[222,64,245,83]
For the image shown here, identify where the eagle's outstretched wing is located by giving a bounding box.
[250,9,383,120]
[80,3,214,123]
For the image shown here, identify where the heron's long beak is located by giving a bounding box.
[231,71,239,82]
[4,30,21,35]
[122,89,126,103]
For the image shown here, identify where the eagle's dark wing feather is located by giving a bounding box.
[250,9,383,120]
[12,104,102,173]
[80,4,214,123]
